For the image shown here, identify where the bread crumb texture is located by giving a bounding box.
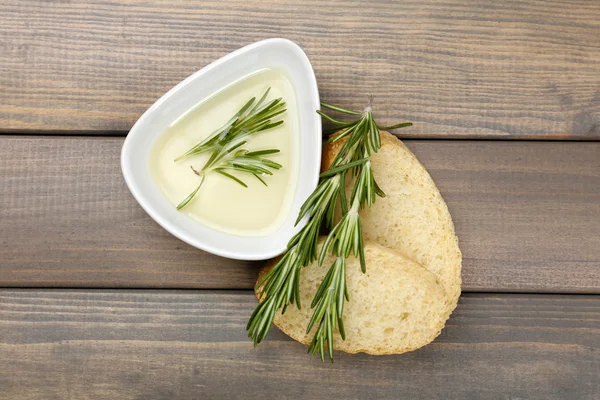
[260,240,450,355]
[323,131,462,308]
[256,131,462,355]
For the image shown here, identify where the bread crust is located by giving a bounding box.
[256,240,450,355]
[254,131,462,356]
[323,131,462,308]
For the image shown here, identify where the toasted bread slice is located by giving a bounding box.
[257,240,450,355]
[323,131,462,309]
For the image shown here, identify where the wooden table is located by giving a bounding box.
[1,1,599,398]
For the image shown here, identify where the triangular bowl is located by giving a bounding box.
[121,38,321,260]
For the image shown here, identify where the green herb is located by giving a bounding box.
[174,88,285,210]
[176,148,282,210]
[247,97,412,362]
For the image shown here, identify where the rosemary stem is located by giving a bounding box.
[246,99,412,362]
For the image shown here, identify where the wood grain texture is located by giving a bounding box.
[0,136,259,288]
[1,136,599,292]
[0,290,598,399]
[1,0,599,138]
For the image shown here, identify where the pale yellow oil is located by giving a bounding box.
[150,68,299,236]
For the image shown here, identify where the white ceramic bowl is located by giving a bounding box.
[121,38,321,260]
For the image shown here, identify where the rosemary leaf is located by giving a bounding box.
[377,122,413,130]
[320,101,361,115]
[317,110,350,125]
[246,149,281,157]
[215,170,248,187]
[176,177,205,210]
[319,157,369,179]
[253,174,267,186]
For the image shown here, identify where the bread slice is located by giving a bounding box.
[323,131,462,309]
[257,239,450,355]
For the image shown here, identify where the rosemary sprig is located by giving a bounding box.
[176,148,282,210]
[175,88,285,210]
[175,87,285,162]
[247,98,412,362]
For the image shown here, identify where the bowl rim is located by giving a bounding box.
[121,38,321,260]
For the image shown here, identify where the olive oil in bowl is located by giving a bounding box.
[149,68,299,237]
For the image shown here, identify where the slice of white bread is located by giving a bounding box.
[323,131,462,309]
[257,239,450,355]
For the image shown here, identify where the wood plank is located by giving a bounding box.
[1,0,599,138]
[0,290,598,399]
[1,136,599,292]
[0,136,259,289]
